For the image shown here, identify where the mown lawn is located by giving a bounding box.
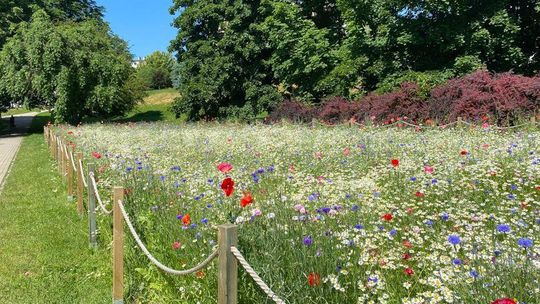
[0,113,110,303]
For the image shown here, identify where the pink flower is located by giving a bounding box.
[424,166,434,174]
[251,209,262,217]
[172,241,181,250]
[343,148,350,156]
[482,123,490,129]
[217,162,233,173]
[314,152,322,159]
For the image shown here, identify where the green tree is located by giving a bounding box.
[0,0,103,47]
[134,51,175,89]
[0,11,143,123]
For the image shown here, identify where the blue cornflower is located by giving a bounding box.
[453,258,462,265]
[207,179,214,184]
[190,223,197,229]
[267,165,275,172]
[425,219,434,226]
[308,194,317,201]
[431,179,438,184]
[410,176,417,182]
[510,184,518,190]
[206,204,213,208]
[448,234,461,245]
[536,219,540,225]
[518,238,533,248]
[194,196,201,201]
[252,174,259,183]
[176,214,183,220]
[354,224,364,230]
[351,204,359,212]
[303,236,313,246]
[507,194,516,200]
[470,270,479,278]
[389,229,397,237]
[322,207,331,214]
[257,168,265,174]
[497,224,511,233]
[441,212,450,221]
[126,167,133,172]
[201,218,208,224]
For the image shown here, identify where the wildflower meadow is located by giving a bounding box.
[64,122,539,304]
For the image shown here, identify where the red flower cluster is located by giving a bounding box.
[221,177,234,197]
[391,159,400,167]
[92,152,102,159]
[182,214,191,226]
[491,299,517,304]
[382,213,393,221]
[307,272,321,287]
[240,192,253,208]
[217,162,233,173]
[404,267,414,276]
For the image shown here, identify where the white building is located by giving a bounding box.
[131,57,145,68]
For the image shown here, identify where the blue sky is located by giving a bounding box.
[96,0,179,59]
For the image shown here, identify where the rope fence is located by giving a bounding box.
[230,247,285,304]
[118,199,218,275]
[43,117,538,304]
[89,172,112,214]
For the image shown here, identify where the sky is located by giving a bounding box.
[96,0,179,59]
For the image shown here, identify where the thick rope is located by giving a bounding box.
[79,159,88,187]
[70,152,77,172]
[89,172,112,214]
[118,200,219,275]
[230,247,285,304]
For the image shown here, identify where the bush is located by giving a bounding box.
[430,70,540,124]
[354,82,428,123]
[267,100,315,123]
[316,97,358,123]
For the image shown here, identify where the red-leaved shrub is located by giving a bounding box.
[431,70,539,124]
[317,97,359,123]
[267,100,315,123]
[354,82,429,123]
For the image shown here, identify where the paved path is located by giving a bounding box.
[0,112,41,192]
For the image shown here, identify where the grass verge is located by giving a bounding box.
[0,112,110,303]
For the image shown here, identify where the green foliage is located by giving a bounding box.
[0,11,143,124]
[170,0,540,120]
[134,51,175,89]
[376,70,454,98]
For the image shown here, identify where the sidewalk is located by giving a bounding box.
[0,112,41,192]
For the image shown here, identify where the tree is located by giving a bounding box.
[0,0,103,48]
[0,10,143,123]
[134,51,175,89]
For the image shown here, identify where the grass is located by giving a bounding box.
[0,112,110,303]
[1,107,43,116]
[144,88,180,105]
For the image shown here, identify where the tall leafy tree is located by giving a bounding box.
[0,0,103,47]
[0,11,142,123]
[134,51,175,89]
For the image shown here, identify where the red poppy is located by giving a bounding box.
[404,267,414,276]
[391,159,399,167]
[195,271,205,279]
[403,240,413,248]
[92,152,102,159]
[415,191,424,198]
[307,272,321,287]
[124,188,133,196]
[402,253,411,260]
[172,241,181,250]
[220,177,234,197]
[240,192,253,208]
[343,148,350,156]
[217,162,233,173]
[182,214,191,226]
[491,299,517,304]
[67,131,73,135]
[382,213,393,221]
[460,150,468,155]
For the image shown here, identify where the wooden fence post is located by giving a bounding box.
[62,143,67,181]
[87,163,97,248]
[218,224,238,304]
[76,152,84,215]
[113,186,124,304]
[531,116,536,127]
[67,146,74,200]
[457,117,463,127]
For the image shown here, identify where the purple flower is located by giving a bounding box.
[470,270,478,278]
[441,212,449,221]
[303,235,313,246]
[497,224,511,233]
[448,234,461,245]
[389,229,397,236]
[518,238,533,248]
[453,258,462,265]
